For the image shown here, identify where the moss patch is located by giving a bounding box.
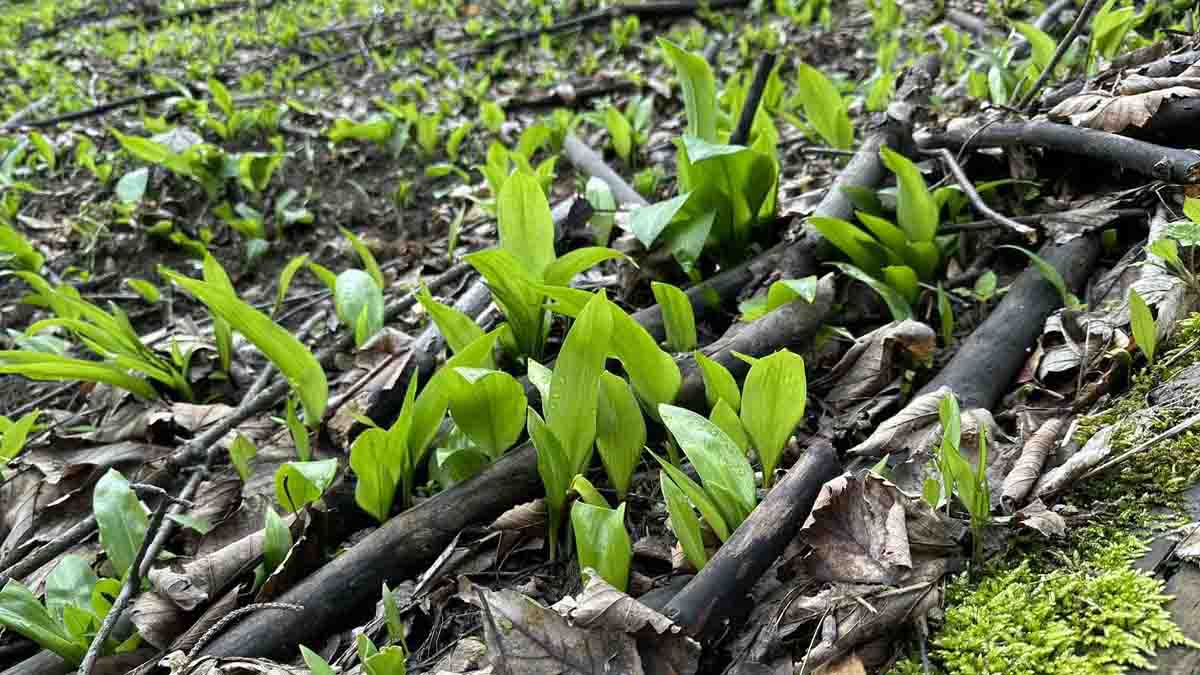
[890,529,1190,674]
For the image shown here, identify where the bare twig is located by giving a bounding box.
[1016,0,1103,112]
[186,603,304,660]
[0,515,97,587]
[930,148,1036,237]
[729,52,777,146]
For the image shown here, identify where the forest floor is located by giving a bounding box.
[2,0,1200,674]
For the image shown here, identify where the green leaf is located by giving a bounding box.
[497,171,556,278]
[999,245,1077,308]
[1,409,39,462]
[416,285,485,355]
[0,351,158,399]
[695,351,741,412]
[766,277,819,313]
[595,372,646,499]
[652,282,697,352]
[124,278,160,303]
[879,146,938,243]
[658,38,718,142]
[1184,197,1200,224]
[1129,287,1157,365]
[407,330,499,462]
[262,506,291,574]
[854,211,908,261]
[300,645,337,675]
[793,64,853,149]
[739,350,807,488]
[527,359,553,403]
[351,427,398,523]
[974,271,998,300]
[166,513,213,534]
[0,580,85,664]
[660,471,708,570]
[229,433,257,483]
[572,501,632,591]
[285,396,310,461]
[710,398,749,453]
[809,216,888,275]
[274,254,309,316]
[660,404,756,519]
[237,153,282,194]
[529,408,571,560]
[1013,21,1057,72]
[605,106,634,162]
[547,293,613,476]
[586,177,617,245]
[938,392,961,507]
[0,222,44,271]
[831,262,913,320]
[335,269,384,343]
[629,192,691,249]
[273,459,338,513]
[543,247,628,287]
[339,227,385,290]
[29,132,55,171]
[937,283,955,344]
[465,248,546,358]
[45,555,98,622]
[162,268,328,421]
[306,260,339,293]
[447,368,526,458]
[208,77,234,119]
[116,168,149,204]
[677,137,776,246]
[881,265,920,304]
[93,469,148,579]
[653,452,731,540]
[363,645,407,675]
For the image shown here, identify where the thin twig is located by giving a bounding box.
[1016,0,1103,112]
[1069,409,1200,488]
[0,515,97,586]
[186,602,304,659]
[139,469,206,578]
[730,52,777,146]
[930,148,1036,237]
[78,495,171,674]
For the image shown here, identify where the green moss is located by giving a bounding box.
[890,529,1191,675]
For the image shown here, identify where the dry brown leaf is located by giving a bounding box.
[847,387,947,458]
[1048,86,1200,132]
[1034,425,1116,498]
[1001,417,1063,512]
[1012,499,1067,538]
[815,653,868,675]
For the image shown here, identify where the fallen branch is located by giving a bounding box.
[562,134,649,208]
[1016,0,1103,111]
[917,121,1200,183]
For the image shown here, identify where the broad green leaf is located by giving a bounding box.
[306,260,339,293]
[93,469,148,579]
[881,265,920,304]
[263,506,291,574]
[335,269,385,343]
[208,77,234,118]
[0,352,157,399]
[629,192,691,248]
[543,247,628,287]
[906,241,941,281]
[273,459,338,513]
[166,514,213,534]
[229,433,257,482]
[116,168,149,203]
[339,227,385,290]
[938,392,961,506]
[0,223,44,271]
[652,282,697,352]
[740,350,807,487]
[45,555,98,622]
[570,474,610,508]
[497,171,556,278]
[1013,21,1057,72]
[416,285,485,355]
[678,137,776,246]
[586,177,617,245]
[237,153,282,194]
[285,396,310,461]
[605,106,634,162]
[300,645,337,675]
[595,372,646,499]
[527,359,553,402]
[1129,288,1156,365]
[974,270,998,300]
[879,146,938,243]
[433,444,490,489]
[663,209,716,272]
[547,293,613,475]
[0,580,84,664]
[999,245,1077,308]
[831,263,913,320]
[653,452,731,540]
[1184,197,1200,224]
[658,38,718,142]
[274,254,309,315]
[660,404,756,515]
[464,248,546,358]
[766,277,819,313]
[710,398,749,453]
[407,330,499,463]
[572,502,632,591]
[695,351,741,412]
[448,368,526,458]
[529,408,571,559]
[363,645,407,675]
[660,471,708,570]
[809,216,888,275]
[937,283,955,344]
[124,279,160,303]
[351,428,399,523]
[794,64,853,149]
[161,269,328,421]
[1,409,39,461]
[855,211,908,261]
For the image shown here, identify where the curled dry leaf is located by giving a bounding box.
[1001,417,1064,512]
[847,387,947,458]
[1118,63,1200,94]
[149,519,280,610]
[1034,425,1116,499]
[1048,86,1200,133]
[799,473,962,585]
[1012,499,1067,538]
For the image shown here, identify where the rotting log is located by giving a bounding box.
[917,122,1200,184]
[197,278,837,660]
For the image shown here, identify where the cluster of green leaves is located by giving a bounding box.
[0,469,147,664]
[303,626,407,675]
[1145,197,1200,295]
[0,220,45,272]
[584,96,653,166]
[113,129,282,203]
[811,146,943,318]
[924,393,990,566]
[784,64,853,150]
[628,39,780,273]
[464,170,624,359]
